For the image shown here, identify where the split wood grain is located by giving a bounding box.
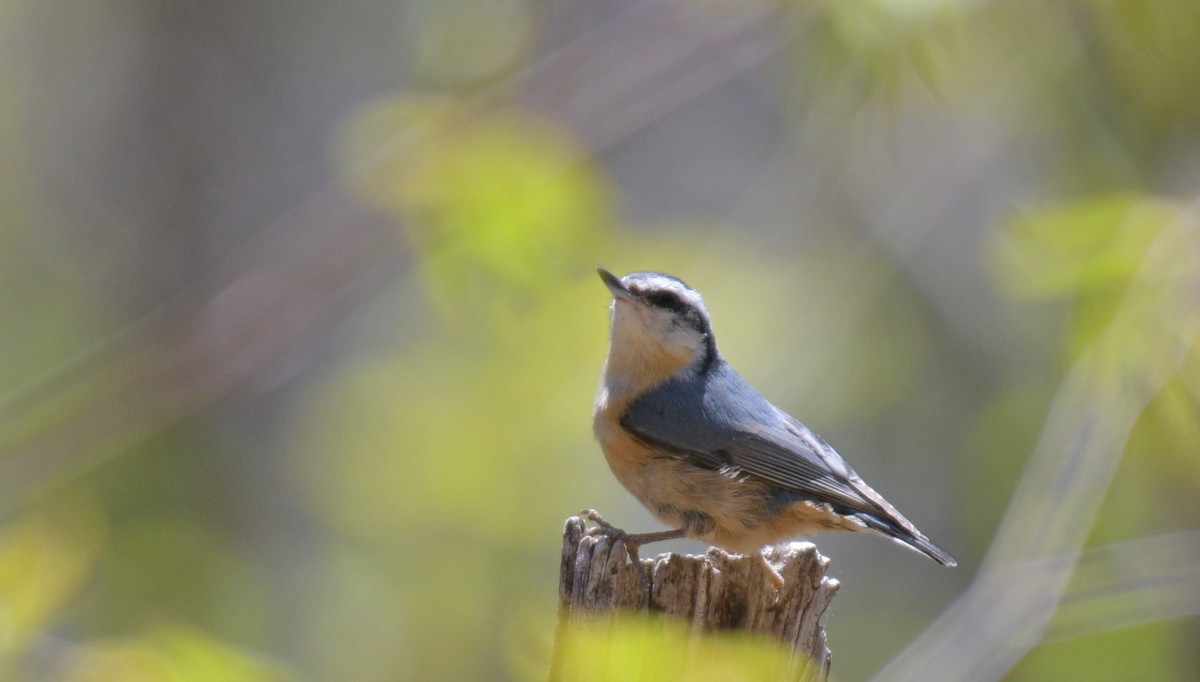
[554,515,839,681]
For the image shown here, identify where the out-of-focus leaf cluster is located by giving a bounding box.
[338,95,608,324]
[0,494,285,681]
[553,614,810,682]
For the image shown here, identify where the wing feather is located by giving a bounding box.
[621,363,883,516]
[621,362,957,565]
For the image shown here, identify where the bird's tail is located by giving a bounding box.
[853,513,957,567]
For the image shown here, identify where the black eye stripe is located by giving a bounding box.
[647,291,682,308]
[638,289,711,336]
[641,290,692,315]
[621,272,719,368]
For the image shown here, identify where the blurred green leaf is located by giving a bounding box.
[1010,620,1183,682]
[62,626,291,682]
[992,194,1177,299]
[551,614,811,682]
[0,492,104,665]
[339,96,610,322]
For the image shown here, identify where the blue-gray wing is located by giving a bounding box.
[621,363,904,523]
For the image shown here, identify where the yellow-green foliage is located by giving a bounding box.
[552,615,811,682]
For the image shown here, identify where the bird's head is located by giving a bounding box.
[597,267,718,390]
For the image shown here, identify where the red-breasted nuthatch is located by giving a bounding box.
[590,267,956,587]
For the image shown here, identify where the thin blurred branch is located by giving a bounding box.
[1046,530,1200,643]
[0,191,402,514]
[874,199,1200,682]
[500,0,795,153]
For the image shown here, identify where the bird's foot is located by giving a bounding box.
[579,509,647,584]
[578,509,686,586]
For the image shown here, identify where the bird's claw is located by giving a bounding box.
[758,552,785,607]
[579,509,649,586]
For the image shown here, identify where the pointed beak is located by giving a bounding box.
[597,267,635,303]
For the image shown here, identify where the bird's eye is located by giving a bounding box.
[646,291,682,309]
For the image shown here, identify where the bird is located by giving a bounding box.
[589,267,956,587]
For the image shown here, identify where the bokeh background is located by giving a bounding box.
[2,0,1199,680]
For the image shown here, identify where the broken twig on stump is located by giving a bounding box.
[553,515,839,681]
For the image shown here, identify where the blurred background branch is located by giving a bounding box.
[1047,529,1200,643]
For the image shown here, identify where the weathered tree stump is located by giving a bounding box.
[553,515,839,681]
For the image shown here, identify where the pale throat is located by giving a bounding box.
[600,304,703,404]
